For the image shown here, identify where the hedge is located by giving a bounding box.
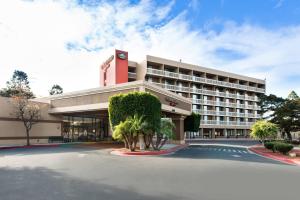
[274,143,293,155]
[264,141,276,153]
[184,112,201,132]
[108,91,161,132]
[264,141,294,154]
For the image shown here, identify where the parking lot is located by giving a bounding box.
[0,144,299,200]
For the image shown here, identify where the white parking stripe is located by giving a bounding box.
[199,147,249,154]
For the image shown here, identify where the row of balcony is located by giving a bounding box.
[191,99,260,110]
[147,68,265,93]
[201,120,255,126]
[128,72,137,79]
[153,83,259,101]
[192,109,261,118]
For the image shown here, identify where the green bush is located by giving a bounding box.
[264,142,276,152]
[274,143,294,155]
[184,112,201,132]
[108,91,161,132]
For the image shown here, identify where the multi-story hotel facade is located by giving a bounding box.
[0,49,265,145]
[101,50,266,139]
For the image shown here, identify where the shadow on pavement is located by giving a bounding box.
[0,143,123,157]
[0,166,181,200]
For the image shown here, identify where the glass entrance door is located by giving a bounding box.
[62,115,109,142]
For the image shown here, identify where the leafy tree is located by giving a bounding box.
[113,118,135,151]
[287,91,299,100]
[152,118,175,150]
[0,70,34,99]
[250,120,278,142]
[109,91,161,150]
[271,99,300,140]
[184,112,201,138]
[112,115,148,151]
[49,84,63,95]
[257,94,285,118]
[184,112,201,132]
[11,94,41,146]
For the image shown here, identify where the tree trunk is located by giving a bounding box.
[133,136,138,150]
[158,137,168,150]
[26,129,30,146]
[122,134,129,149]
[287,131,292,141]
[144,134,152,149]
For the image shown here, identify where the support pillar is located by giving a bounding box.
[200,128,203,138]
[173,116,185,144]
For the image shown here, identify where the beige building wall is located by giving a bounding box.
[0,97,62,145]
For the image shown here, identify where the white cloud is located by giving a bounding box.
[274,0,285,8]
[0,0,299,98]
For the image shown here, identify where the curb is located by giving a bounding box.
[0,144,60,150]
[0,142,106,151]
[111,144,189,156]
[248,146,300,166]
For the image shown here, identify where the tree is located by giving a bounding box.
[0,70,34,99]
[250,120,278,142]
[113,117,135,151]
[109,91,161,150]
[152,118,175,150]
[11,95,41,146]
[112,115,153,151]
[49,84,63,95]
[257,94,285,118]
[271,99,300,140]
[287,91,299,100]
[184,112,201,138]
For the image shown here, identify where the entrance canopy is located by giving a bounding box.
[47,81,192,116]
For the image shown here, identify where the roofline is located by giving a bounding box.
[39,80,192,104]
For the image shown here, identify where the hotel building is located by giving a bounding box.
[0,50,265,145]
[101,50,266,139]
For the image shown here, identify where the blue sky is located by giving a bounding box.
[0,0,300,97]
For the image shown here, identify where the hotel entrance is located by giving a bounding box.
[62,114,110,142]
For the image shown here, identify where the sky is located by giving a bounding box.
[0,0,300,97]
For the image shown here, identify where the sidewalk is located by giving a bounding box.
[249,145,300,166]
[111,144,188,156]
[0,141,122,151]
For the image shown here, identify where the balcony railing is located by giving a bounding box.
[147,68,265,93]
[201,120,255,126]
[192,109,261,118]
[128,72,137,79]
[191,98,260,110]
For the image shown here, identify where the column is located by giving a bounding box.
[200,128,203,138]
[173,116,185,144]
[224,129,227,138]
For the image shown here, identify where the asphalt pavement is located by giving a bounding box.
[0,144,299,200]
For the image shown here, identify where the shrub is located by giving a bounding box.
[264,142,276,153]
[108,92,161,150]
[274,143,294,155]
[108,91,161,132]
